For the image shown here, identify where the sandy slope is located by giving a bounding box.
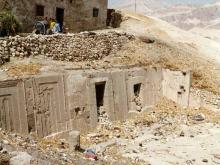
[190,27,220,43]
[110,0,220,30]
[101,11,220,93]
[117,12,220,64]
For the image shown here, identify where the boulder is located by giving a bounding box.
[10,152,32,165]
[192,113,206,121]
[68,131,80,151]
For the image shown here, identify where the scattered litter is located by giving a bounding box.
[84,149,98,161]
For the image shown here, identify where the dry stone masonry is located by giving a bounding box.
[0,32,134,63]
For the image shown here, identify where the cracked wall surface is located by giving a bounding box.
[0,67,191,137]
[162,69,191,108]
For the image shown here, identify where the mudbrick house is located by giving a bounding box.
[0,0,108,32]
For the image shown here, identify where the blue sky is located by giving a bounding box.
[109,0,216,5]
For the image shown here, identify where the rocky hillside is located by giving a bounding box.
[109,0,168,15]
[161,2,220,30]
[110,0,220,30]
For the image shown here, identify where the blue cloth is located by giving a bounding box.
[52,23,61,33]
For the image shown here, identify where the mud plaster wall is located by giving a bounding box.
[0,67,191,137]
[1,0,108,32]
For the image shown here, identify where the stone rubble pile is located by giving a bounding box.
[98,106,111,125]
[191,88,220,108]
[0,32,134,64]
[83,97,220,164]
[86,97,218,148]
[0,39,10,65]
[0,130,107,165]
[134,95,143,112]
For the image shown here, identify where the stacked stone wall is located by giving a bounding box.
[0,32,134,63]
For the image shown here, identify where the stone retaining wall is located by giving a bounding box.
[0,32,134,64]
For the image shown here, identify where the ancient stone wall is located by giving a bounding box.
[0,32,133,64]
[162,69,191,107]
[145,68,163,109]
[1,0,108,32]
[0,80,28,134]
[0,67,191,137]
[25,75,67,137]
[126,68,147,113]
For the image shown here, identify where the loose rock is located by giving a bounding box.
[192,113,206,121]
[10,152,32,165]
[0,32,134,65]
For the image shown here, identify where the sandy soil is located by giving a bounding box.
[81,97,220,165]
[190,28,220,43]
[120,123,220,165]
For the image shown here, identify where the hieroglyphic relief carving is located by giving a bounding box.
[24,76,66,137]
[0,95,13,131]
[0,80,28,134]
[32,75,66,137]
[35,83,56,137]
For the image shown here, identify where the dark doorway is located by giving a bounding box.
[106,9,115,26]
[134,83,141,97]
[93,8,99,17]
[95,82,106,120]
[106,9,122,28]
[56,8,64,32]
[36,5,45,17]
